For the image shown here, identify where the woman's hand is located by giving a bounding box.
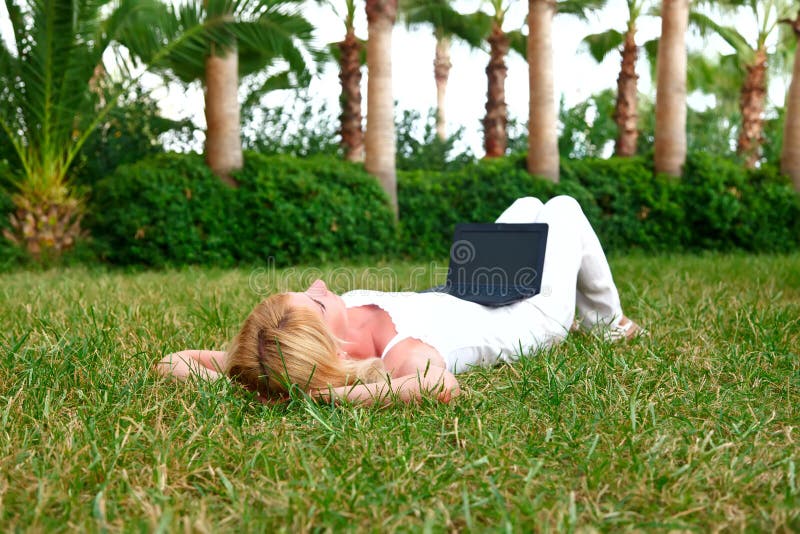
[155,350,228,382]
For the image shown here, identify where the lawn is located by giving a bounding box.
[0,254,798,531]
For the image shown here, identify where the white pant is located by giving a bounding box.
[495,196,623,331]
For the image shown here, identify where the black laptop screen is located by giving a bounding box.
[445,223,549,306]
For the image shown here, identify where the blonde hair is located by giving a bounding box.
[225,294,386,398]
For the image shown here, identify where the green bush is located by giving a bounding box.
[232,153,397,265]
[69,86,193,190]
[738,165,800,252]
[85,151,800,268]
[86,153,236,267]
[397,154,597,258]
[681,154,800,252]
[87,152,396,267]
[397,153,800,258]
[562,156,687,253]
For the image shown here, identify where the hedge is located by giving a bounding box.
[2,151,799,267]
[398,153,800,259]
[86,152,397,267]
[397,154,597,258]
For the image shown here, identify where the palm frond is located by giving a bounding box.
[688,11,754,64]
[0,0,317,200]
[693,0,749,12]
[582,29,625,63]
[557,0,607,21]
[2,0,107,195]
[120,0,315,84]
[3,0,25,56]
[507,30,527,60]
[400,0,488,47]
[686,52,743,113]
[771,17,798,76]
[643,37,658,82]
[324,38,367,67]
[240,69,295,110]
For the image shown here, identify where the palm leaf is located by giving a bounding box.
[688,11,754,64]
[693,0,749,11]
[400,0,488,48]
[324,38,367,67]
[770,19,797,77]
[507,29,527,60]
[2,0,107,197]
[0,0,315,201]
[582,29,625,63]
[557,0,607,21]
[122,1,314,84]
[642,37,658,83]
[240,69,295,111]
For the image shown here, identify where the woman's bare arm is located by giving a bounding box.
[314,364,461,406]
[156,350,227,381]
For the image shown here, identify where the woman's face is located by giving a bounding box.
[287,279,349,341]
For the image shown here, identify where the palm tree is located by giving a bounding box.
[527,0,604,182]
[128,0,314,184]
[206,45,242,185]
[480,1,524,158]
[314,0,367,161]
[365,0,399,216]
[0,0,212,258]
[653,0,689,177]
[780,10,800,192]
[691,0,794,167]
[582,0,656,156]
[400,0,485,140]
[336,0,366,162]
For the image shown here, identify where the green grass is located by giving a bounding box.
[1,254,798,531]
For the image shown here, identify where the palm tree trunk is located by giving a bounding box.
[781,13,800,193]
[527,0,558,181]
[737,46,768,168]
[365,0,398,216]
[614,26,639,157]
[205,43,242,187]
[433,34,452,141]
[339,28,364,162]
[483,23,509,158]
[654,0,688,177]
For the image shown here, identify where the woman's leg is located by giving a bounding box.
[494,196,544,224]
[531,196,623,330]
[494,196,578,331]
[494,195,624,331]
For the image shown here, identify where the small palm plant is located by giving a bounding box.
[0,0,311,259]
[0,0,139,258]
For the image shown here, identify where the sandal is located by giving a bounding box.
[602,316,647,343]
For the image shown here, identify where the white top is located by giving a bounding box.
[341,290,566,374]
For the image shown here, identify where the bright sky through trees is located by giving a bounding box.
[0,1,787,156]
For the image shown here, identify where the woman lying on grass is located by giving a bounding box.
[158,196,644,405]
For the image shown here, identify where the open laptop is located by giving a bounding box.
[422,223,549,307]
